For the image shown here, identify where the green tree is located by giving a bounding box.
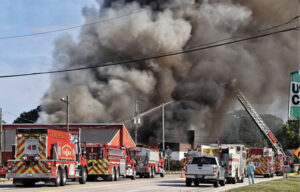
[278,120,300,149]
[219,110,284,148]
[13,106,41,123]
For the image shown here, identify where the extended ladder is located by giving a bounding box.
[233,87,285,155]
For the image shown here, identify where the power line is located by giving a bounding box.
[0,9,144,40]
[184,15,299,50]
[0,26,298,79]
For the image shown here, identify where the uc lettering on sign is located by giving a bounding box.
[289,70,300,120]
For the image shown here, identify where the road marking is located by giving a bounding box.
[33,177,184,192]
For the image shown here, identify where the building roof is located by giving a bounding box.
[81,129,119,144]
[3,123,124,126]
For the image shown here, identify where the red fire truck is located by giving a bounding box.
[129,146,165,178]
[83,143,136,181]
[7,128,88,186]
[0,163,8,178]
[247,147,275,177]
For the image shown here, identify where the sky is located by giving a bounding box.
[0,0,97,123]
[0,0,292,124]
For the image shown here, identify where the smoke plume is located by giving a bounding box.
[38,0,299,144]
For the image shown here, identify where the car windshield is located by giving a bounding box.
[132,150,148,164]
[191,157,217,165]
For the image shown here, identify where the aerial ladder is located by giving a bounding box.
[232,87,286,175]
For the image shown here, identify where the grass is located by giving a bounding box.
[229,175,300,192]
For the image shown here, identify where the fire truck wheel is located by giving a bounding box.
[186,178,192,186]
[232,176,237,184]
[61,168,67,186]
[131,169,136,180]
[79,166,87,184]
[115,168,119,181]
[149,167,153,178]
[108,168,115,181]
[152,167,155,178]
[54,168,62,187]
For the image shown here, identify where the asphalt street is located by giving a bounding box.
[0,174,281,192]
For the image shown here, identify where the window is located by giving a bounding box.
[192,157,217,165]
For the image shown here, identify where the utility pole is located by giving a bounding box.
[0,108,2,163]
[162,103,165,151]
[66,96,69,132]
[61,96,70,132]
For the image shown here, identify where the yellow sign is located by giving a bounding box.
[294,147,300,159]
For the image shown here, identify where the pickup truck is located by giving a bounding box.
[185,155,226,187]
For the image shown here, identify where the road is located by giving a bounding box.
[0,174,281,192]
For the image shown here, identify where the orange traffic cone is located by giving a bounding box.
[180,169,185,178]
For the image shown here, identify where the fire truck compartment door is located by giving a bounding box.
[25,139,39,155]
[120,159,126,175]
[69,164,75,176]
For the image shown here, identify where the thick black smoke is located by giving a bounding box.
[38,0,299,145]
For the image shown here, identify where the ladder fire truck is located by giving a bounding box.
[7,128,88,186]
[129,146,165,178]
[83,143,136,181]
[233,87,286,175]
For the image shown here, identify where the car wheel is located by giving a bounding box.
[219,179,225,186]
[186,178,192,186]
[214,179,220,188]
[194,180,199,186]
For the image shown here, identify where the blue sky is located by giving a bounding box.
[0,0,97,123]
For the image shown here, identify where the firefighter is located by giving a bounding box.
[247,162,255,185]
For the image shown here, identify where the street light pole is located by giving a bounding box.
[134,100,139,144]
[61,96,70,132]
